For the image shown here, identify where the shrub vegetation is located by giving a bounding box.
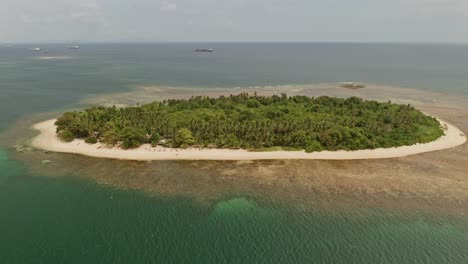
[55,93,443,151]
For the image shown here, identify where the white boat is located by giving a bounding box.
[29,48,41,52]
[69,45,80,49]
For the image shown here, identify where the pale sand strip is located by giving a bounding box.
[30,119,466,161]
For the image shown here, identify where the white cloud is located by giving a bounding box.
[2,0,468,42]
[160,1,177,12]
[19,13,66,24]
[423,0,466,6]
[79,1,99,9]
[70,0,106,24]
[420,0,468,16]
[19,14,35,24]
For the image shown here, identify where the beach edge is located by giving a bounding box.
[30,118,466,161]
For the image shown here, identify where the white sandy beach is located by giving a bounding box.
[30,119,466,161]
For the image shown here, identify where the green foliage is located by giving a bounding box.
[305,140,323,153]
[101,129,120,146]
[173,128,195,148]
[254,146,302,152]
[149,130,161,147]
[120,127,146,149]
[224,134,241,148]
[55,94,444,151]
[85,137,98,144]
[58,129,75,142]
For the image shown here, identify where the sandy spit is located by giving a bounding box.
[30,119,466,161]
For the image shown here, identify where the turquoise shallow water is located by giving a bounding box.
[1,151,468,263]
[3,141,468,264]
[1,43,468,263]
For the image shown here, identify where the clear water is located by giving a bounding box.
[1,43,468,263]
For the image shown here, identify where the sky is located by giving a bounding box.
[1,0,467,43]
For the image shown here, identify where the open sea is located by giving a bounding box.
[0,43,468,263]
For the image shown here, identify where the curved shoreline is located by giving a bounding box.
[30,118,466,161]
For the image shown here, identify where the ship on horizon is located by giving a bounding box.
[194,48,214,52]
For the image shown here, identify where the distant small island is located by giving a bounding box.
[53,94,444,152]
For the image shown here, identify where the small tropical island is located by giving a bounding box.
[31,93,466,160]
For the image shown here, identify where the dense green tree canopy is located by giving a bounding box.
[55,93,443,151]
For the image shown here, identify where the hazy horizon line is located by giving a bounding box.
[2,40,468,46]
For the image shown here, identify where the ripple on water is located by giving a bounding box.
[0,149,23,179]
[0,149,7,161]
[210,197,278,220]
[212,198,257,215]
